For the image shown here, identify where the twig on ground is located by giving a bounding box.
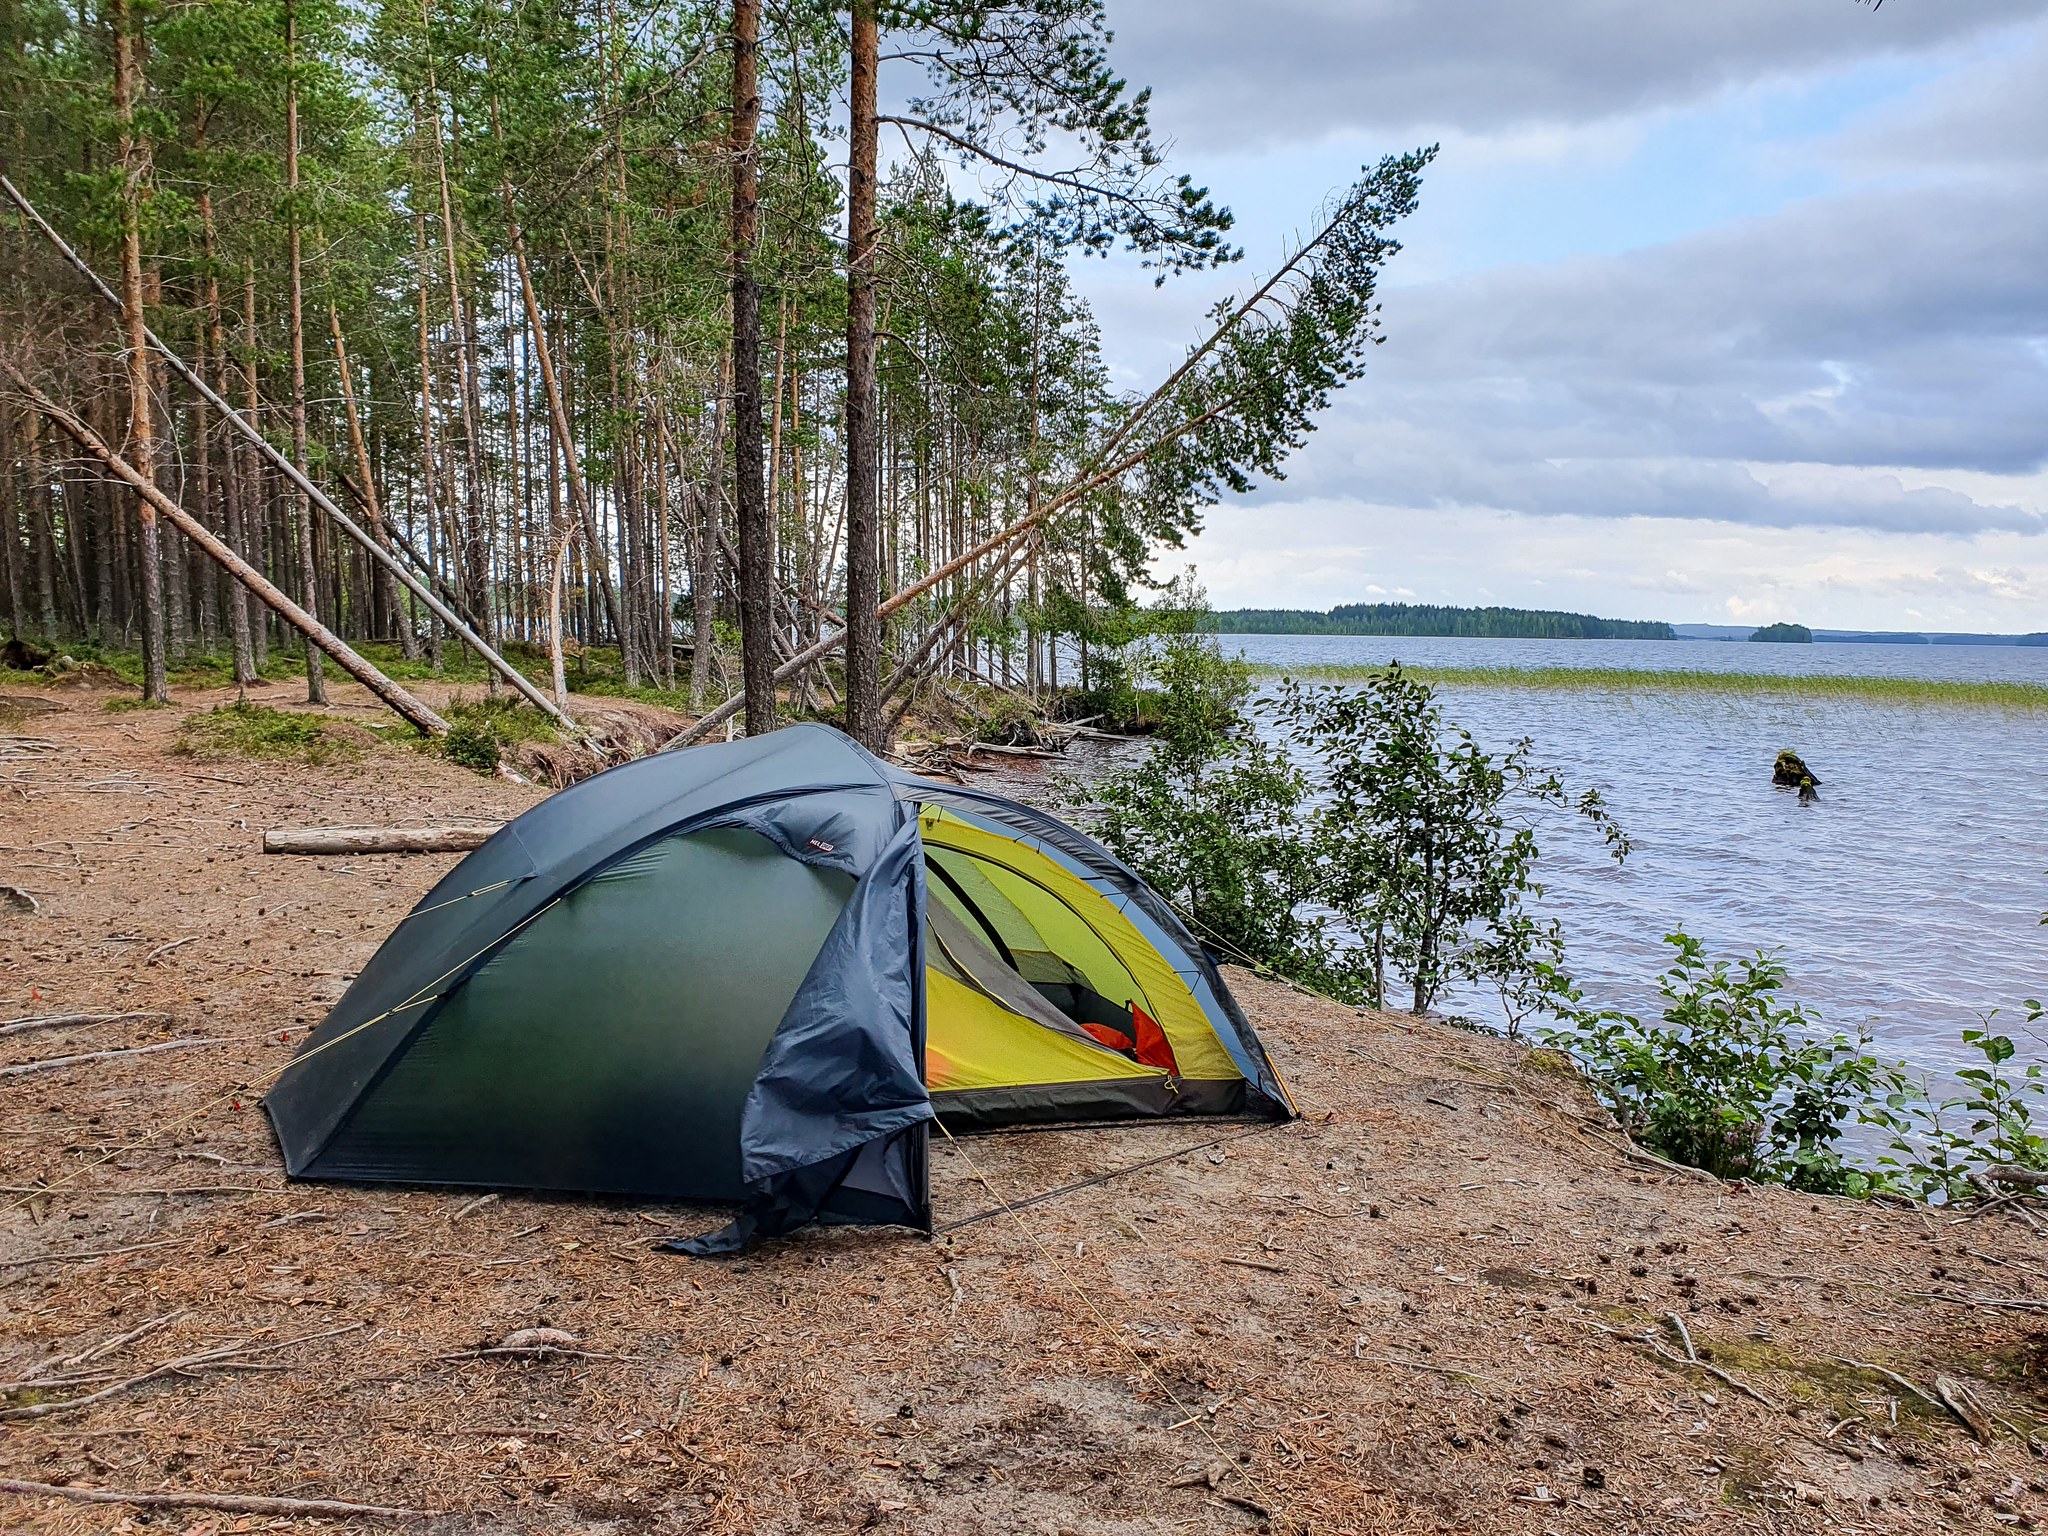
[1165,1397,1232,1431]
[0,1033,263,1078]
[1906,1288,2048,1312]
[0,1322,364,1421]
[1575,1126,1719,1183]
[1935,1376,1996,1443]
[1584,1320,1779,1409]
[453,1192,501,1219]
[1354,1351,1507,1388]
[1220,1256,1290,1274]
[141,936,200,966]
[1827,1357,1951,1420]
[0,1237,192,1269]
[0,1012,169,1040]
[1665,1312,1699,1363]
[428,1345,632,1363]
[26,1312,183,1380]
[0,1185,273,1198]
[1962,1247,2048,1282]
[0,1479,429,1520]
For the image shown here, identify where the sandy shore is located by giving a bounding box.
[4,675,2046,1533]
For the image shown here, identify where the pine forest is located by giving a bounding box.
[0,0,1429,751]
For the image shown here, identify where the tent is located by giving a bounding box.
[265,724,1294,1250]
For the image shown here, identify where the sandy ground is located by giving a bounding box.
[5,675,2048,1534]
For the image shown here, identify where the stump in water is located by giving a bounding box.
[1774,749,1820,802]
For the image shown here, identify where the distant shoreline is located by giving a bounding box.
[1207,602,1673,640]
[1243,661,2048,708]
[1204,605,2047,646]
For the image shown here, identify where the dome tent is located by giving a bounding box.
[265,724,1294,1252]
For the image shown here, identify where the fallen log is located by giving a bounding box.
[0,362,448,737]
[263,824,500,855]
[0,172,585,744]
[1983,1167,2048,1189]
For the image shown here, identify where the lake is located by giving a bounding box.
[1204,635,2048,1079]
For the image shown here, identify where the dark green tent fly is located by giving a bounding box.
[265,725,1293,1253]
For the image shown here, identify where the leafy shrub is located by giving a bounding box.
[1274,668,1626,1015]
[427,695,559,776]
[1548,936,2048,1203]
[1083,623,1331,986]
[1884,1012,2048,1201]
[173,703,365,766]
[1542,932,1913,1194]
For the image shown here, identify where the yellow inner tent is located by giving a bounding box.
[917,805,1244,1104]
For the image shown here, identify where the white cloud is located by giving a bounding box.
[1111,0,2046,150]
[1179,500,2048,632]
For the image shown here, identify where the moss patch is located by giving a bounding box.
[174,703,367,766]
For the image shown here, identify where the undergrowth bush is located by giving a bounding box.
[426,695,559,775]
[1544,934,2048,1201]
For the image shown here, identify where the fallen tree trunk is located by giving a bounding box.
[263,825,499,855]
[1983,1167,2048,1189]
[0,172,584,743]
[1,362,449,737]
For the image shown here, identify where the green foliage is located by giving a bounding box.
[1082,600,1327,985]
[1547,939,2048,1204]
[1543,934,1913,1194]
[1213,602,1675,641]
[1749,622,1814,643]
[426,695,559,776]
[1275,667,1627,1015]
[883,0,1238,279]
[173,702,364,765]
[1884,1013,2048,1201]
[1084,638,1626,1016]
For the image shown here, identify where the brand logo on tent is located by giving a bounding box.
[807,837,836,854]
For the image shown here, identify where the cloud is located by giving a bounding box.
[1079,4,2048,626]
[1181,501,2048,628]
[1827,23,2048,170]
[1111,0,2046,150]
[1193,164,2048,540]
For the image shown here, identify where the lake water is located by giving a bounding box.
[1204,635,2048,1078]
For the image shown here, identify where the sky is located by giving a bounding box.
[1057,0,2048,631]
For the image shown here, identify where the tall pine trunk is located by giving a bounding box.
[285,0,325,702]
[111,0,165,702]
[843,1,882,747]
[730,0,774,734]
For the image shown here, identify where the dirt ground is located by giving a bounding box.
[6,675,2048,1535]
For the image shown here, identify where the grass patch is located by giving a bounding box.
[420,694,561,775]
[102,695,166,713]
[1248,662,2048,709]
[174,702,366,766]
